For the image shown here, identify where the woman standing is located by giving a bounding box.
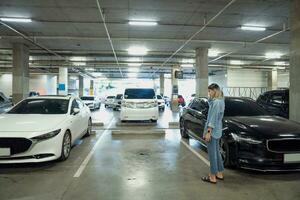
[201,83,225,184]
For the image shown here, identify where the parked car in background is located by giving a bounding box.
[0,92,13,114]
[178,95,186,107]
[113,94,123,111]
[0,95,92,163]
[157,95,165,111]
[163,96,170,106]
[105,96,115,108]
[121,88,158,122]
[180,97,300,171]
[29,91,40,97]
[80,96,101,110]
[257,89,289,118]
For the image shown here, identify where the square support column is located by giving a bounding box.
[268,69,278,91]
[79,76,84,97]
[290,0,300,122]
[58,68,68,95]
[12,43,29,104]
[159,73,165,96]
[171,66,179,112]
[195,48,209,97]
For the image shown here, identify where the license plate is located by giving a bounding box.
[0,148,11,156]
[284,154,300,163]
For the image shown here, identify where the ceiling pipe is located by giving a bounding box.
[0,21,94,78]
[152,0,237,76]
[95,0,123,78]
[209,24,288,63]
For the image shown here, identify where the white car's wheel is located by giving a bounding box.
[59,131,71,161]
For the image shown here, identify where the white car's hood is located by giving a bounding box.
[0,114,67,132]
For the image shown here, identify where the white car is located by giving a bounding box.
[0,95,92,163]
[80,96,101,110]
[104,96,115,108]
[120,88,159,122]
[157,95,165,111]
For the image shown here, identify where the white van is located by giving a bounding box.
[120,88,159,122]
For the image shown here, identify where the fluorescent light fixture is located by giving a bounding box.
[0,17,32,23]
[181,64,194,68]
[164,74,171,78]
[208,50,220,57]
[85,67,94,71]
[93,72,103,77]
[274,61,288,66]
[73,62,86,66]
[241,25,266,31]
[128,63,142,67]
[70,56,87,62]
[128,73,138,78]
[230,60,243,65]
[181,59,195,63]
[128,68,140,72]
[127,57,141,62]
[129,21,158,26]
[265,52,282,59]
[229,66,243,69]
[127,46,148,56]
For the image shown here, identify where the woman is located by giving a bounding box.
[201,83,225,184]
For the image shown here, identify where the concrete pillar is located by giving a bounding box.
[159,73,165,96]
[290,0,300,122]
[268,69,278,91]
[171,66,179,112]
[12,43,29,104]
[79,76,84,97]
[58,67,68,95]
[89,79,94,96]
[195,48,209,97]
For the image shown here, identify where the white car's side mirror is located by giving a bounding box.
[72,108,80,115]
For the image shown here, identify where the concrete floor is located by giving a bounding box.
[0,105,300,200]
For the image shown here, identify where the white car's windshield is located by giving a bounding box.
[124,89,155,99]
[8,99,69,114]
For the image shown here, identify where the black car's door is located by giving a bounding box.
[266,92,284,116]
[188,99,208,139]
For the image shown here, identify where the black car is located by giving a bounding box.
[0,92,13,114]
[180,97,300,171]
[257,89,289,118]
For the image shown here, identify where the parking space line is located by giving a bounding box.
[180,139,210,166]
[73,120,114,178]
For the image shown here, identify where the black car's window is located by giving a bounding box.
[107,96,115,99]
[259,93,268,102]
[8,99,69,114]
[116,94,123,99]
[225,98,268,117]
[124,89,155,99]
[270,93,283,104]
[190,99,201,111]
[199,100,209,111]
[157,95,163,99]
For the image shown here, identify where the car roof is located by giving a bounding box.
[194,96,254,102]
[264,89,289,94]
[27,95,72,100]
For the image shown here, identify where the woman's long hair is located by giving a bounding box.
[208,83,224,99]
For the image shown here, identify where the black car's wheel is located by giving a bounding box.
[59,131,72,161]
[180,119,189,138]
[220,138,236,168]
[85,118,92,137]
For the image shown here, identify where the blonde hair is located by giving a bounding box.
[208,83,224,99]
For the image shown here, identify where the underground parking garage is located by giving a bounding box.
[0,0,300,199]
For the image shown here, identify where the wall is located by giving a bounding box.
[227,69,268,87]
[0,74,57,96]
[209,71,227,88]
[278,71,290,88]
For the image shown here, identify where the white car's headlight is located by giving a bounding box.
[231,133,262,144]
[31,129,61,141]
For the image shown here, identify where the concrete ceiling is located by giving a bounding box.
[0,0,290,78]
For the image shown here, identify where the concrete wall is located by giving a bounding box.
[227,69,268,87]
[278,71,290,88]
[0,74,57,96]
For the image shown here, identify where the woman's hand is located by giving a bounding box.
[205,132,211,142]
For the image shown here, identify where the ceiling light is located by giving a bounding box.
[230,60,243,65]
[127,57,142,62]
[73,62,86,66]
[129,21,158,26]
[85,67,94,71]
[93,72,103,77]
[70,56,87,62]
[181,59,195,63]
[181,64,194,68]
[274,61,288,66]
[265,52,282,59]
[164,74,171,78]
[128,68,140,72]
[208,50,220,57]
[128,63,142,67]
[128,73,138,78]
[241,25,266,31]
[127,46,148,56]
[0,17,32,23]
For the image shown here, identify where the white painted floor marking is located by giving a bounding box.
[180,139,210,166]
